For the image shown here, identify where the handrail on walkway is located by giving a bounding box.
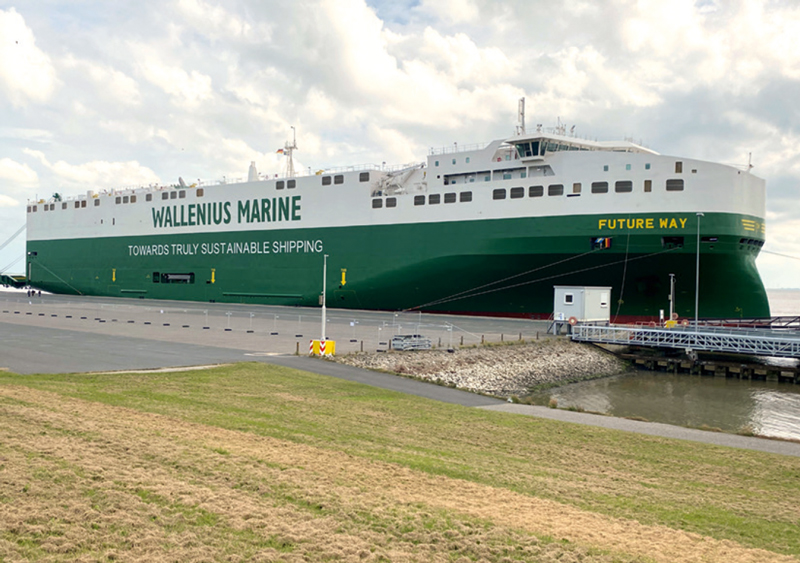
[571,324,800,359]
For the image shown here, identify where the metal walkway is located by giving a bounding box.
[571,324,800,359]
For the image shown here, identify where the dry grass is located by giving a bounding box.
[0,363,798,562]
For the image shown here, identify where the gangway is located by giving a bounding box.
[571,324,800,359]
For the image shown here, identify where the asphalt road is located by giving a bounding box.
[2,290,799,457]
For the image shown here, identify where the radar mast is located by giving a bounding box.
[282,126,298,178]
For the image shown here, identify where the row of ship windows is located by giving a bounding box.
[370,178,683,209]
[493,179,684,199]
[372,191,474,208]
[436,158,688,175]
[321,172,371,186]
[27,173,373,213]
[28,188,209,212]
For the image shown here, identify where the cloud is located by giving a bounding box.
[22,149,160,190]
[61,55,142,106]
[0,158,38,187]
[0,8,58,106]
[136,52,214,109]
[0,194,19,207]
[418,0,480,24]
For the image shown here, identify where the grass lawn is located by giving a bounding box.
[1,362,798,562]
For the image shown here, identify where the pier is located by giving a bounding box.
[571,323,800,359]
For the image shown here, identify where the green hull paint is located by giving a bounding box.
[26,211,770,320]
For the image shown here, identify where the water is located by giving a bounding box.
[534,289,800,441]
[537,373,800,440]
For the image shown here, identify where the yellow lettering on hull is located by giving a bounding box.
[597,217,689,231]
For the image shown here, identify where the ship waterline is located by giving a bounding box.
[27,210,769,320]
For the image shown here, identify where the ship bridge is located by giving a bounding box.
[508,133,659,162]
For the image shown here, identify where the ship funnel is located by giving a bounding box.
[248,161,258,182]
[178,177,187,188]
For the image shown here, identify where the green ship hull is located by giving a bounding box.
[26,210,769,320]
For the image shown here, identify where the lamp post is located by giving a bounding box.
[668,273,675,322]
[321,254,328,341]
[695,212,704,328]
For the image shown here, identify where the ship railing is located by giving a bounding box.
[429,142,491,156]
[28,161,428,205]
[317,162,424,175]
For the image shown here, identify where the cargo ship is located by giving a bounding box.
[25,107,770,320]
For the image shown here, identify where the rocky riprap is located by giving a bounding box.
[334,338,627,398]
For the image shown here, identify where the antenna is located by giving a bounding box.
[516,97,526,136]
[282,126,298,178]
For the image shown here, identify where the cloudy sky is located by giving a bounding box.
[1,0,799,289]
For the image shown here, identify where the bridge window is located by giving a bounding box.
[288,180,296,189]
[123,196,130,204]
[493,188,506,200]
[429,194,440,204]
[414,195,425,206]
[360,172,370,182]
[179,190,186,199]
[529,185,544,197]
[675,161,683,173]
[386,197,397,208]
[276,181,285,189]
[62,202,67,209]
[460,191,472,202]
[510,187,524,199]
[170,191,177,200]
[334,175,344,185]
[548,184,564,196]
[592,182,608,194]
[444,192,456,203]
[94,199,100,206]
[195,189,203,198]
[162,192,169,200]
[146,194,153,202]
[644,180,652,193]
[515,142,533,157]
[115,196,121,204]
[322,176,331,186]
[372,199,382,208]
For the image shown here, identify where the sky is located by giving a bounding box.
[0,0,799,287]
